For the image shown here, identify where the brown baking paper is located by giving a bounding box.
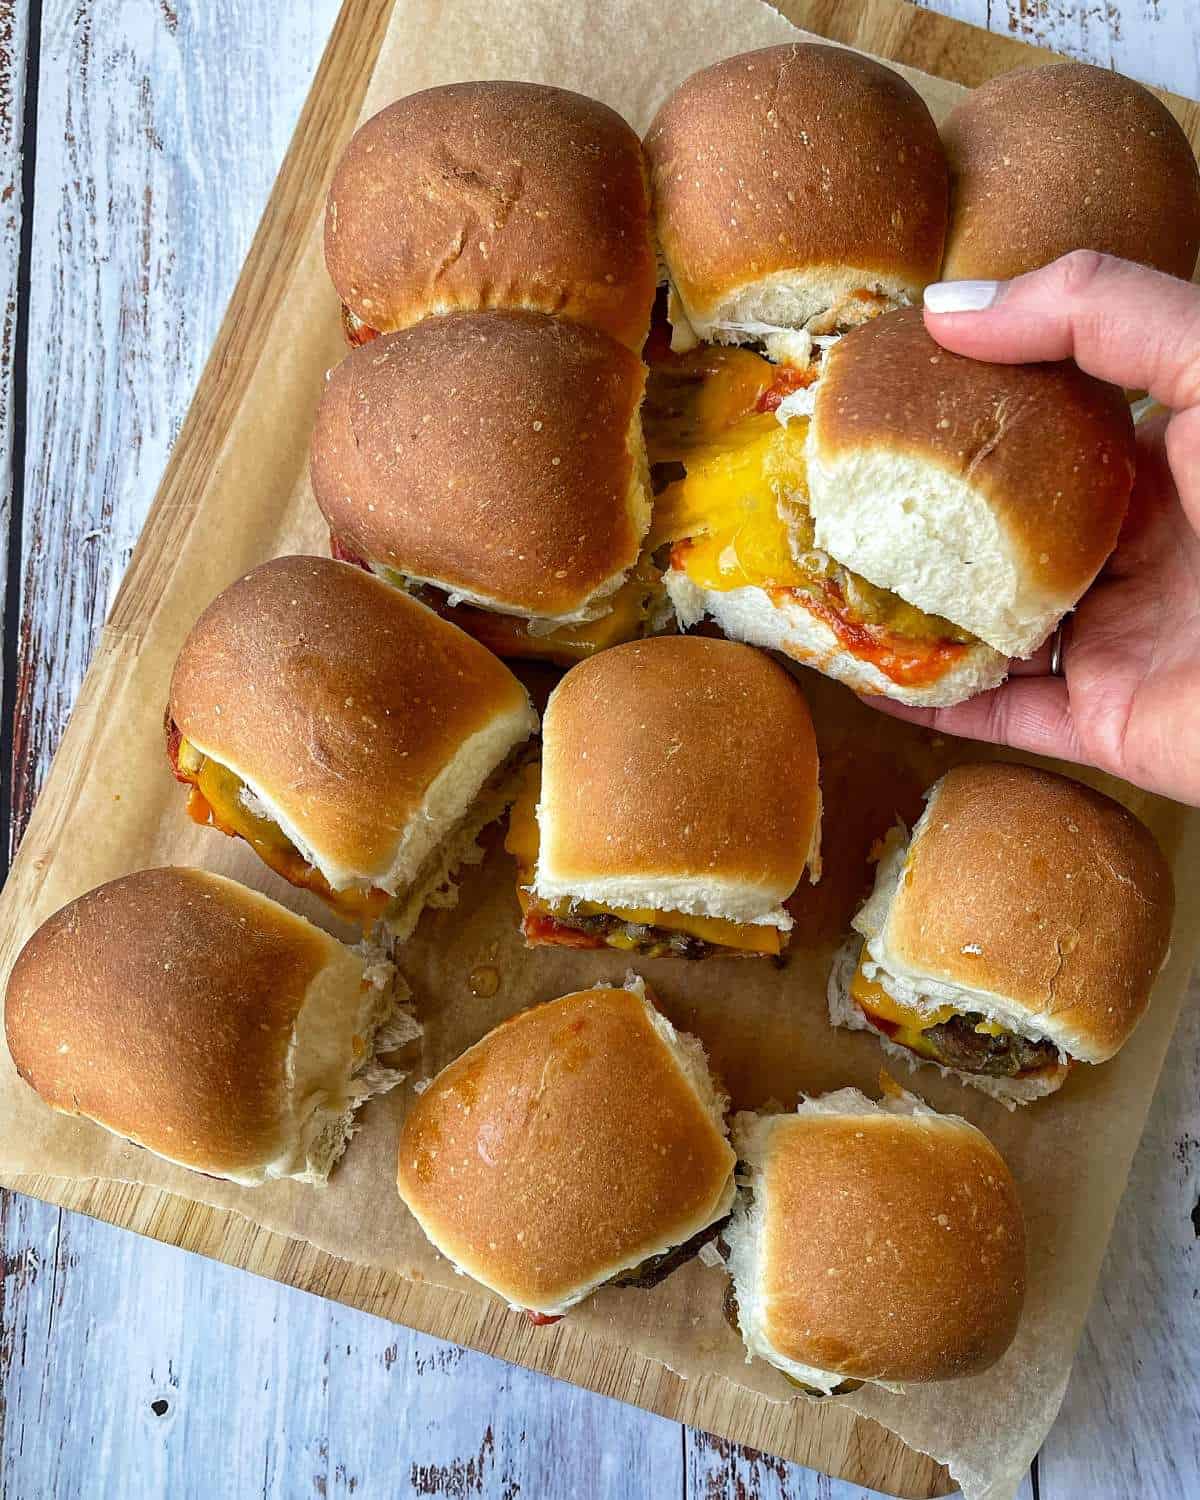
[0,3,1197,1497]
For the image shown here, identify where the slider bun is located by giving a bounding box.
[942,63,1200,282]
[855,764,1174,1064]
[645,44,947,343]
[324,82,656,349]
[665,572,1009,709]
[728,1089,1025,1387]
[396,984,736,1316]
[807,309,1136,657]
[533,637,820,923]
[5,868,413,1186]
[310,311,650,624]
[169,556,536,895]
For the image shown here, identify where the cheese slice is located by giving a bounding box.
[447,559,656,664]
[849,959,956,1031]
[651,420,815,586]
[849,952,1010,1046]
[644,348,978,691]
[179,739,387,923]
[504,762,782,955]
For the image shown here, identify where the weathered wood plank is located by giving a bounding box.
[8,0,342,843]
[993,0,1200,97]
[1037,980,1200,1498]
[0,1201,687,1500]
[2,3,1199,1500]
[0,0,32,864]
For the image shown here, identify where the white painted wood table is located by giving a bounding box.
[1,3,1197,1496]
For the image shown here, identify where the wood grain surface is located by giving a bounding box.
[1,3,1197,1498]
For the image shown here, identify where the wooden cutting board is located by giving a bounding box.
[3,4,1198,1496]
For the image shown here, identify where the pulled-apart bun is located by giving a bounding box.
[847,764,1174,1071]
[310,311,650,627]
[533,637,821,926]
[5,868,416,1185]
[168,557,536,931]
[645,44,947,344]
[727,1086,1025,1388]
[324,83,656,349]
[807,309,1136,657]
[942,63,1200,282]
[665,573,1008,710]
[396,982,736,1316]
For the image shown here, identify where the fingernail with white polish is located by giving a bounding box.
[923,279,1002,314]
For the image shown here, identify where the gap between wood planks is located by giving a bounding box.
[0,0,42,878]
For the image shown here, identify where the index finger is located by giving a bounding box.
[922,251,1200,412]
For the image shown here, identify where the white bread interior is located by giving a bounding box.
[826,938,1067,1109]
[228,943,417,1187]
[381,763,525,941]
[727,1087,947,1394]
[664,571,1008,709]
[531,813,796,930]
[218,696,536,901]
[530,856,796,931]
[805,440,1064,658]
[673,269,916,347]
[631,973,734,1135]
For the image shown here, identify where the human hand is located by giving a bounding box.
[865,250,1200,808]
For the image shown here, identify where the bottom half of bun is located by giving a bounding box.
[667,573,1008,709]
[826,940,1069,1108]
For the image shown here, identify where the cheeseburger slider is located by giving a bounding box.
[655,307,1135,706]
[942,63,1200,283]
[166,556,537,934]
[830,764,1174,1105]
[396,980,736,1322]
[5,868,418,1186]
[645,44,948,352]
[324,82,655,350]
[727,1082,1025,1391]
[311,310,657,664]
[506,636,821,959]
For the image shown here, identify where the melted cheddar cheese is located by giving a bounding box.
[849,950,1006,1057]
[643,347,977,689]
[504,762,782,956]
[176,736,387,924]
[443,558,658,665]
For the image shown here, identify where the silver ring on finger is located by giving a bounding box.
[1048,621,1067,678]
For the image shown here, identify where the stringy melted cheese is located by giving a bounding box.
[643,347,977,688]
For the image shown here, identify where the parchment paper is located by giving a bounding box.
[1,4,1197,1498]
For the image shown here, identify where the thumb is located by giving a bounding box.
[922,251,1200,411]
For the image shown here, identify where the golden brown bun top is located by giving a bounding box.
[538,637,819,903]
[888,764,1174,1061]
[324,82,656,349]
[310,311,649,621]
[169,557,533,883]
[396,987,735,1312]
[645,44,948,316]
[813,308,1136,602]
[942,63,1200,281]
[5,868,336,1175]
[759,1109,1025,1382]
